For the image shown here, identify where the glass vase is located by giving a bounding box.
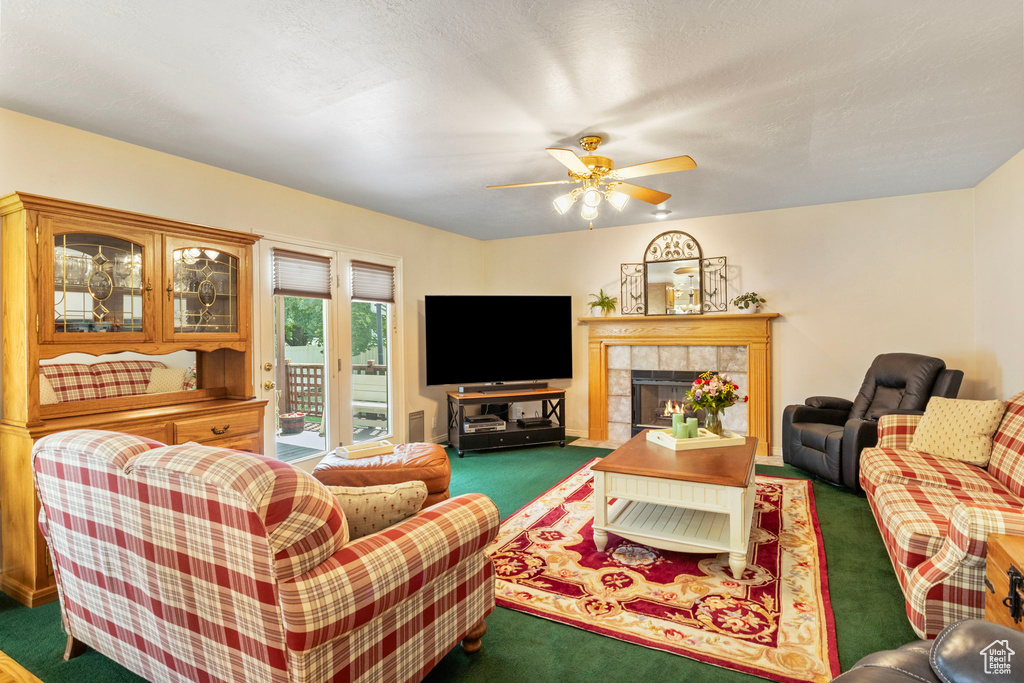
[705,411,723,436]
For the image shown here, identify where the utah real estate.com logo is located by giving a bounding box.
[981,638,1016,675]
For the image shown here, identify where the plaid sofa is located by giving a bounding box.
[40,361,196,402]
[860,391,1024,638]
[33,430,498,682]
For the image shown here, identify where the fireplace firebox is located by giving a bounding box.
[631,370,713,437]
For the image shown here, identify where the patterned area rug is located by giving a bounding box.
[487,459,839,683]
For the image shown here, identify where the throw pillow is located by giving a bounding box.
[39,375,59,405]
[146,368,189,394]
[910,397,1007,466]
[327,481,427,539]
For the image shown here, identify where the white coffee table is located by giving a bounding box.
[591,430,758,579]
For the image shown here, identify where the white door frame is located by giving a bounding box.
[253,235,404,463]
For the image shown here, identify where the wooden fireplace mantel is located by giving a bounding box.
[579,313,779,456]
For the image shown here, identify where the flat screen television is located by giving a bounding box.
[425,295,573,386]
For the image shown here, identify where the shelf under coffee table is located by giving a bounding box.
[591,430,758,579]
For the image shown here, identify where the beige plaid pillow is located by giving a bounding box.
[328,481,427,540]
[146,368,188,394]
[39,375,59,405]
[910,397,1006,466]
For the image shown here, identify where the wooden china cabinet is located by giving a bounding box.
[0,193,267,607]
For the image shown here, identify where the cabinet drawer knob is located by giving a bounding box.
[211,425,230,435]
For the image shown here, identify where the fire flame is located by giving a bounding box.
[662,400,685,416]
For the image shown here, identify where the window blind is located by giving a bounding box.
[351,260,395,303]
[273,249,332,299]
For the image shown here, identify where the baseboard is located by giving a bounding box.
[565,429,588,438]
[772,446,783,456]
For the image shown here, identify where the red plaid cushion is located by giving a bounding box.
[130,444,349,581]
[868,483,1021,573]
[90,360,167,398]
[989,391,1024,498]
[279,493,499,651]
[860,447,1011,498]
[39,363,101,402]
[877,414,923,450]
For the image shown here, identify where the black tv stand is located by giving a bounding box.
[446,387,565,457]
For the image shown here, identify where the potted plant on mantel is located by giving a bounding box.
[589,289,618,317]
[732,292,766,314]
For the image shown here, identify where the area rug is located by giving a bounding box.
[487,459,840,683]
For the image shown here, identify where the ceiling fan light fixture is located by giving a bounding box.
[580,204,599,221]
[605,190,629,211]
[552,192,576,215]
[581,186,603,208]
[651,209,672,220]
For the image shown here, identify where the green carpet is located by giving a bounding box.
[0,441,916,682]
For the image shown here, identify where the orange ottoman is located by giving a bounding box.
[312,442,451,508]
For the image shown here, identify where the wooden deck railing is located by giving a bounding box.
[284,363,325,417]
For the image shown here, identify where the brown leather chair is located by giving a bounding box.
[312,442,451,507]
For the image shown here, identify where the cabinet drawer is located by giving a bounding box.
[204,434,264,454]
[173,410,261,444]
[120,423,171,444]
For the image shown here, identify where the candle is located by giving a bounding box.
[672,413,688,439]
[686,417,698,438]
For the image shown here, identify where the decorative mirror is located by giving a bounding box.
[619,231,728,316]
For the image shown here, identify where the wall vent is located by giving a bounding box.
[408,410,425,443]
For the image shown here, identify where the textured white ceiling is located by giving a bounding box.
[2,0,1022,239]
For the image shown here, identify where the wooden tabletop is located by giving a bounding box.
[592,430,758,488]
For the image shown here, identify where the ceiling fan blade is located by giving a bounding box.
[486,179,575,189]
[613,155,696,179]
[546,148,592,176]
[612,182,672,205]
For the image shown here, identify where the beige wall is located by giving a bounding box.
[974,147,1024,400]
[3,107,1018,454]
[481,190,978,451]
[0,108,485,439]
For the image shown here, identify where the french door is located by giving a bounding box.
[255,239,401,462]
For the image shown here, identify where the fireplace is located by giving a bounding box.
[631,370,712,437]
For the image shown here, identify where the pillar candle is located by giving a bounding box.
[686,417,698,438]
[672,413,688,438]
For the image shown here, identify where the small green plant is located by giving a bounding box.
[589,288,618,314]
[732,292,766,310]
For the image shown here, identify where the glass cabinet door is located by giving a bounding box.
[165,238,245,338]
[46,225,157,342]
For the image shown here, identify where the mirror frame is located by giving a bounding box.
[642,231,704,316]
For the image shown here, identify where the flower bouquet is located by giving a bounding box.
[685,371,748,436]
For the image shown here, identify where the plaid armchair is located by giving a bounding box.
[33,430,498,682]
[859,392,1024,638]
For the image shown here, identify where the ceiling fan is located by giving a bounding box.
[487,135,696,223]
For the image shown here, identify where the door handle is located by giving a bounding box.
[263,362,274,372]
[264,380,276,390]
[166,281,174,301]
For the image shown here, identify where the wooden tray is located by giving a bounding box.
[337,440,394,459]
[646,428,745,451]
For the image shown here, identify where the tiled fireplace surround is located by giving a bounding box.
[607,345,748,442]
[580,313,777,456]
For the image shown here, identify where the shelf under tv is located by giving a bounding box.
[446,387,566,457]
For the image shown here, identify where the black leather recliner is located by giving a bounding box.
[833,618,1023,682]
[783,353,963,490]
